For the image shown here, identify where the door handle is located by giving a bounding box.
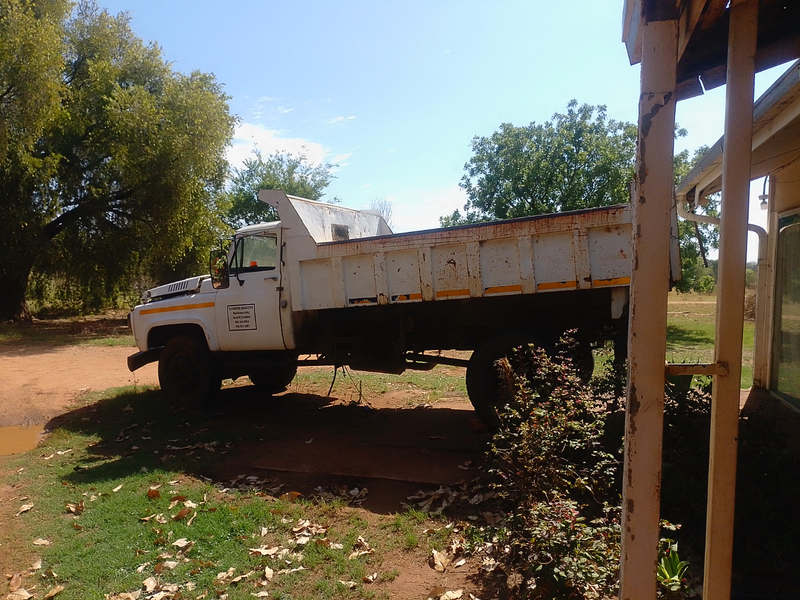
[265,276,278,281]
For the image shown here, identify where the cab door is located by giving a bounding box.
[215,230,285,351]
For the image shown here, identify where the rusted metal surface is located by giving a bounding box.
[620,18,677,600]
[314,204,631,256]
[665,361,729,376]
[261,189,638,313]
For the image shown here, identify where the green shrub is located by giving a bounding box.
[486,334,621,599]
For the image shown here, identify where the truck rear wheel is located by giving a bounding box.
[466,331,594,427]
[466,331,552,427]
[158,335,221,405]
[248,365,297,394]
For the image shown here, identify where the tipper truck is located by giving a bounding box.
[127,190,672,422]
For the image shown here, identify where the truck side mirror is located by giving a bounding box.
[210,249,230,289]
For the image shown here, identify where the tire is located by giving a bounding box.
[466,330,552,427]
[466,332,594,427]
[248,364,298,394]
[158,335,221,405]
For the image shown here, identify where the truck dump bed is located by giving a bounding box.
[259,190,634,313]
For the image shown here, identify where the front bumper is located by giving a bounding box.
[127,347,163,372]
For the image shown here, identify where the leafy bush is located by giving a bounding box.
[486,334,621,599]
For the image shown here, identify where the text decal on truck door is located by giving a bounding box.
[227,304,257,331]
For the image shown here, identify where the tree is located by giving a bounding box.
[673,145,720,293]
[0,0,69,318]
[225,151,334,228]
[441,101,637,226]
[368,196,394,230]
[0,1,236,319]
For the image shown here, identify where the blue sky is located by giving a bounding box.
[98,0,790,258]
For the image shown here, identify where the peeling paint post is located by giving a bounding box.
[619,17,677,600]
[704,1,758,597]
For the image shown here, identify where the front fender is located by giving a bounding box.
[130,295,219,352]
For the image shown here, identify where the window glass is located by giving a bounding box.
[233,235,277,272]
[772,213,800,406]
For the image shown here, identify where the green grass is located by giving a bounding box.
[0,318,134,347]
[667,292,754,389]
[292,365,467,405]
[3,387,460,600]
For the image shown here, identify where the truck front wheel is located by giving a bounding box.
[248,365,297,394]
[158,335,221,405]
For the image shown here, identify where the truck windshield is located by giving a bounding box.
[231,234,277,273]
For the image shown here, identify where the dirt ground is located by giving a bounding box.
[0,344,159,427]
[0,328,493,598]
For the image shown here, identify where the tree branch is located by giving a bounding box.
[0,84,15,104]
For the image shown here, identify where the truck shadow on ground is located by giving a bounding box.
[45,384,491,514]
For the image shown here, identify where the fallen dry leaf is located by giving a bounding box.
[338,580,357,589]
[348,536,373,560]
[263,566,274,581]
[186,511,197,526]
[15,504,34,517]
[230,570,254,584]
[146,490,161,500]
[6,589,33,600]
[441,591,464,600]
[65,501,84,515]
[248,545,280,557]
[154,560,178,572]
[214,567,236,583]
[363,572,378,583]
[9,573,22,591]
[172,508,191,521]
[43,584,65,599]
[426,587,446,600]
[33,538,52,546]
[104,592,141,600]
[112,484,124,493]
[430,549,450,573]
[142,576,158,592]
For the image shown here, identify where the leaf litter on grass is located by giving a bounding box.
[4,392,497,600]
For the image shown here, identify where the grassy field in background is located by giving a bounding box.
[0,313,133,346]
[667,291,754,389]
[290,364,468,406]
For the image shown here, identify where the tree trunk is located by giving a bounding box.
[0,255,35,321]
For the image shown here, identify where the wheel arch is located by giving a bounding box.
[148,322,211,351]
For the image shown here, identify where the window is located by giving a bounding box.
[771,212,800,406]
[232,234,277,273]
